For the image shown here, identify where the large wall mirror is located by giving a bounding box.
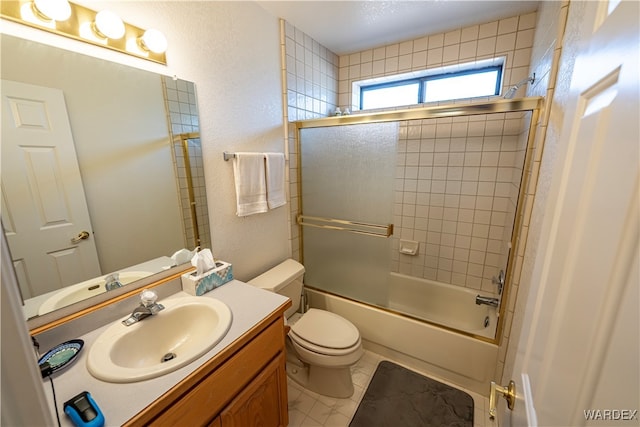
[1,34,210,324]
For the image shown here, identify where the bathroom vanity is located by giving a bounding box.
[41,281,291,427]
[128,301,289,426]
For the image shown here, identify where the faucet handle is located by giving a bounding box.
[140,289,158,307]
[492,269,505,294]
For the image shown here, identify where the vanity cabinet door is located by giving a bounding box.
[220,352,288,427]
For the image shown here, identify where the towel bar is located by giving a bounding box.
[297,214,393,238]
[223,152,283,161]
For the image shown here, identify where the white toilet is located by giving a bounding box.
[248,259,363,398]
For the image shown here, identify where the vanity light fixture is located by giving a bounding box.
[0,0,167,65]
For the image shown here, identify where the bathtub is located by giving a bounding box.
[305,274,500,394]
[387,272,498,339]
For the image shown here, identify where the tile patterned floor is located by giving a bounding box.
[287,349,497,427]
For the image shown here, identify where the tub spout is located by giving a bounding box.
[475,295,499,307]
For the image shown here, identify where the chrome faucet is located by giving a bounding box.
[104,273,123,291]
[476,295,499,308]
[122,289,164,326]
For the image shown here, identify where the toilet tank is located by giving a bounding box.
[248,259,305,318]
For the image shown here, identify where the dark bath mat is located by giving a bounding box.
[350,361,474,427]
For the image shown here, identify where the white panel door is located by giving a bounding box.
[1,80,101,299]
[501,1,639,426]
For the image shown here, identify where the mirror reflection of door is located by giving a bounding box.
[1,79,101,299]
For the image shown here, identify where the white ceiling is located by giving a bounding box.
[257,1,540,55]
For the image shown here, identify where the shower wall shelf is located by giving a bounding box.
[399,239,419,256]
[297,215,393,238]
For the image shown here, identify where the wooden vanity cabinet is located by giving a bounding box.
[124,302,290,427]
[217,354,286,427]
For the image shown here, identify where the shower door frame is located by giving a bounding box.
[294,97,543,344]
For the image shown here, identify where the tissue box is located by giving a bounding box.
[181,261,233,296]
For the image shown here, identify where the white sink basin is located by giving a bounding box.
[37,271,153,315]
[87,296,232,383]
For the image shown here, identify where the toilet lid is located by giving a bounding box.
[290,309,360,349]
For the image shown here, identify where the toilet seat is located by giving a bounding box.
[289,309,361,356]
[290,331,362,357]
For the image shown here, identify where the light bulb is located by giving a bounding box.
[20,2,55,28]
[33,0,71,22]
[139,29,167,54]
[94,10,125,39]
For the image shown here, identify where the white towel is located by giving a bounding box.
[232,153,268,217]
[265,152,286,209]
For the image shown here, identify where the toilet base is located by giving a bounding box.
[286,360,355,398]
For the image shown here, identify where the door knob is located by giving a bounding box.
[489,380,516,419]
[71,231,90,243]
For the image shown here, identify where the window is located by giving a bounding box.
[361,82,420,110]
[359,65,503,110]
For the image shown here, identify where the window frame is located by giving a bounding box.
[359,65,504,110]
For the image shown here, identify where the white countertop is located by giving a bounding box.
[42,280,289,427]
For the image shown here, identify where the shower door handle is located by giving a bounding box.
[489,380,515,419]
[297,214,394,238]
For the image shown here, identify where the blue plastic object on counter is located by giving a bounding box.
[63,391,105,427]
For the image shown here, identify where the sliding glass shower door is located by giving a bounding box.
[299,122,397,306]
